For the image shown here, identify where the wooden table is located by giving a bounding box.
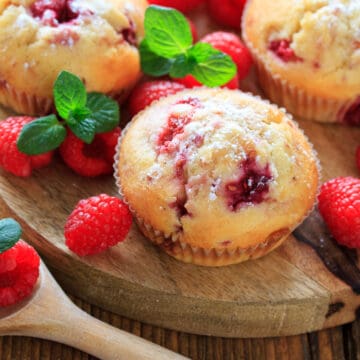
[0,297,359,359]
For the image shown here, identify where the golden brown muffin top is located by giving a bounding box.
[242,0,360,99]
[118,88,319,250]
[0,0,147,98]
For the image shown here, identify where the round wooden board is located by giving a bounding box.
[0,6,359,338]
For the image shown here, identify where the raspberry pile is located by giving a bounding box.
[59,128,121,177]
[318,177,360,248]
[208,0,247,28]
[128,81,186,117]
[148,0,205,13]
[0,116,121,178]
[65,194,132,256]
[128,30,253,110]
[0,117,53,177]
[0,241,40,307]
[176,73,239,90]
[201,31,253,80]
[174,31,252,90]
[149,0,247,29]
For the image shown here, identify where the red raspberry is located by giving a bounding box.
[0,240,40,307]
[148,0,205,13]
[65,194,132,256]
[128,80,186,117]
[318,177,360,248]
[188,17,198,42]
[208,0,247,29]
[0,117,53,177]
[356,146,360,172]
[201,31,253,80]
[175,73,239,89]
[59,128,121,177]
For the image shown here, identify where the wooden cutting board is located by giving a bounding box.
[0,6,359,338]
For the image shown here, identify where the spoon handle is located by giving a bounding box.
[28,304,186,360]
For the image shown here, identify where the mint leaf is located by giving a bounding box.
[0,218,22,254]
[140,7,238,87]
[54,71,87,119]
[68,118,96,144]
[86,93,120,133]
[169,54,196,78]
[191,52,237,87]
[71,107,92,121]
[140,40,173,76]
[188,42,218,62]
[17,115,66,155]
[144,6,192,58]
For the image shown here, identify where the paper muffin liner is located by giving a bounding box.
[241,15,355,124]
[0,81,53,116]
[254,59,354,124]
[113,91,321,267]
[0,79,133,117]
[136,217,292,267]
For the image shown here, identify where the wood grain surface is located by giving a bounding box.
[0,3,359,341]
[0,298,359,360]
[0,259,186,359]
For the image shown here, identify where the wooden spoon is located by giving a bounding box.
[0,260,187,360]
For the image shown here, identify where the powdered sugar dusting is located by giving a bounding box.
[209,178,221,201]
[146,163,163,182]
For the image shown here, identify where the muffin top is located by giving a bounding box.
[242,0,360,100]
[0,0,147,98]
[118,88,319,250]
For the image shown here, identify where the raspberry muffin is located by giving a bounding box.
[0,0,147,115]
[242,0,360,125]
[116,88,319,266]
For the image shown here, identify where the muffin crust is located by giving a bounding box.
[117,88,319,265]
[0,0,147,113]
[243,0,360,100]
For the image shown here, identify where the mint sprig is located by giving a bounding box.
[54,71,88,119]
[86,92,120,133]
[140,5,237,87]
[17,71,120,155]
[17,115,66,155]
[0,218,22,254]
[140,40,173,77]
[144,6,192,58]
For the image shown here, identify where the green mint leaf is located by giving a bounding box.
[67,107,92,127]
[54,71,87,119]
[169,54,196,78]
[68,118,96,144]
[86,93,120,133]
[140,39,173,76]
[188,42,218,63]
[191,51,237,87]
[17,115,66,155]
[0,218,22,254]
[144,5,192,58]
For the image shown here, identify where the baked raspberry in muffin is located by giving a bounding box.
[116,88,319,266]
[0,0,147,115]
[242,0,360,125]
